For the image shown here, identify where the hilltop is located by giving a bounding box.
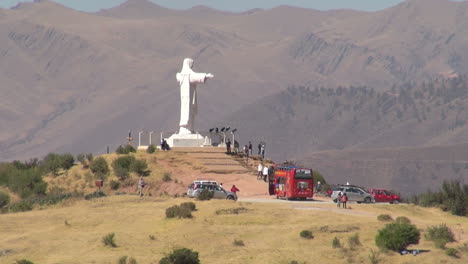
[2,0,468,162]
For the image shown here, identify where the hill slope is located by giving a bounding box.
[2,0,468,160]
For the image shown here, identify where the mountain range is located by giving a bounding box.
[1,0,468,192]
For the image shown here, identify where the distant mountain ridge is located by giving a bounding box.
[1,0,468,165]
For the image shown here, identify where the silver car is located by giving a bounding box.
[187,180,217,197]
[331,185,375,204]
[187,181,237,200]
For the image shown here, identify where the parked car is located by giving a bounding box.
[187,180,237,200]
[331,185,375,204]
[369,189,401,204]
[187,180,217,197]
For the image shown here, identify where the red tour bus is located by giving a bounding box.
[268,164,314,200]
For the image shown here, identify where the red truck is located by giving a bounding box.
[369,189,401,204]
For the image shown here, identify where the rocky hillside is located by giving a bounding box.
[2,0,468,161]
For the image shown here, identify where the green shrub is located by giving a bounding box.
[197,189,214,201]
[147,144,156,154]
[60,153,75,170]
[77,153,86,167]
[162,172,172,182]
[85,191,106,200]
[425,224,455,249]
[90,157,109,180]
[348,233,361,250]
[118,256,138,264]
[375,222,420,251]
[300,230,314,239]
[332,237,341,248]
[86,153,94,163]
[395,216,411,224]
[445,248,459,258]
[180,202,196,212]
[233,239,245,246]
[7,167,47,198]
[131,159,149,176]
[0,191,10,208]
[16,260,34,264]
[215,207,249,215]
[377,214,393,222]
[165,205,192,219]
[159,248,200,264]
[9,200,33,212]
[114,166,130,181]
[43,153,63,176]
[116,145,136,154]
[110,180,121,190]
[102,232,117,247]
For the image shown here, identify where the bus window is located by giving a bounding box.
[297,182,309,190]
[295,169,312,179]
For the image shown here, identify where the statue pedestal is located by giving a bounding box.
[166,133,205,147]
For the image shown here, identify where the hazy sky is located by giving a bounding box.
[1,0,410,12]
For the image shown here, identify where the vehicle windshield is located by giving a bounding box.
[294,169,312,179]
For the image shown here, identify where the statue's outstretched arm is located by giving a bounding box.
[206,73,214,78]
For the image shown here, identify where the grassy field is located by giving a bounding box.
[1,195,467,264]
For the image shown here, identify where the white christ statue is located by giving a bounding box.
[176,58,214,135]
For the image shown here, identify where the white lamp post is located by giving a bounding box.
[149,131,154,145]
[138,131,144,147]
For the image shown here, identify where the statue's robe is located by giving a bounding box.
[176,58,208,134]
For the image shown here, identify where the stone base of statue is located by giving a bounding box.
[166,133,205,148]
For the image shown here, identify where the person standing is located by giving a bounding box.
[231,185,240,194]
[244,145,249,162]
[262,165,269,182]
[226,139,232,154]
[138,176,146,197]
[316,181,321,193]
[249,141,253,156]
[337,191,342,208]
[260,143,265,159]
[234,140,239,154]
[257,163,264,180]
[258,143,262,155]
[341,193,348,209]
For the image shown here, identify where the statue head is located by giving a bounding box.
[181,58,194,73]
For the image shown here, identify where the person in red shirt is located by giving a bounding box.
[341,193,348,209]
[231,185,240,194]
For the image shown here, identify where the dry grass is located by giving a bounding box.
[0,196,467,264]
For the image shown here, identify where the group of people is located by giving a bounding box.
[257,163,274,182]
[336,191,348,209]
[238,141,267,161]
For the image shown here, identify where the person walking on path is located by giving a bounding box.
[257,163,264,180]
[249,141,253,156]
[231,185,240,194]
[341,193,348,209]
[337,191,342,208]
[262,165,269,182]
[138,176,146,197]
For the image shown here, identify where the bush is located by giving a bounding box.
[395,216,411,224]
[86,153,94,163]
[131,159,149,176]
[165,205,192,219]
[85,191,106,200]
[0,191,10,208]
[159,248,200,264]
[375,222,420,251]
[332,237,341,248]
[102,232,117,247]
[90,157,109,180]
[110,180,120,190]
[60,153,75,170]
[180,202,196,212]
[77,153,86,167]
[300,230,314,239]
[119,256,137,264]
[114,166,130,181]
[116,145,136,155]
[162,172,172,182]
[368,249,380,264]
[215,207,249,215]
[147,144,156,154]
[43,153,63,176]
[377,214,393,222]
[112,156,135,181]
[7,167,47,198]
[233,239,245,246]
[348,233,361,250]
[16,260,34,264]
[445,248,459,258]
[197,189,214,201]
[425,224,455,249]
[9,200,33,212]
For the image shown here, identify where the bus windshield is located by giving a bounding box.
[295,169,312,179]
